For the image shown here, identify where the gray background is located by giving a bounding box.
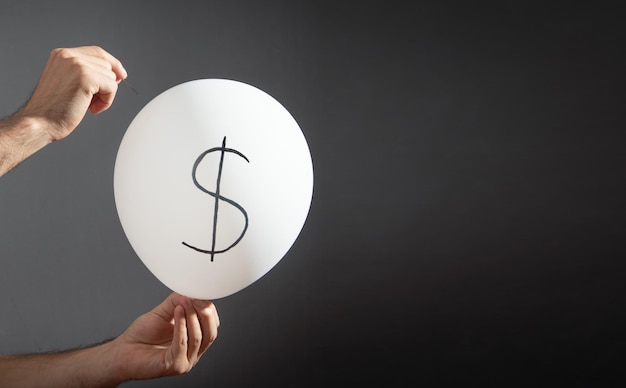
[1,1,625,387]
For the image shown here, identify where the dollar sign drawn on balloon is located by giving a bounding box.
[182,136,249,261]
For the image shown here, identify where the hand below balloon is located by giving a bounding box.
[113,292,220,380]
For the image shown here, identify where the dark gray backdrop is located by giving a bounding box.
[1,1,625,387]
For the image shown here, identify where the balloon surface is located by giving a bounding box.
[114,79,313,299]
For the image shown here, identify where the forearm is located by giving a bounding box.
[0,112,51,176]
[0,339,124,388]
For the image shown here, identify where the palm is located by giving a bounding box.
[118,303,187,379]
[128,310,176,347]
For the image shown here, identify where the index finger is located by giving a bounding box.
[81,45,127,81]
[151,292,189,321]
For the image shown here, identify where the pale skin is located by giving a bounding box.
[0,46,220,387]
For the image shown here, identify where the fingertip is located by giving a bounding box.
[192,299,212,310]
[174,304,186,319]
[104,47,127,80]
[171,293,189,306]
[114,66,127,82]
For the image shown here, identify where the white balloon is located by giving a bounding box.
[114,79,313,299]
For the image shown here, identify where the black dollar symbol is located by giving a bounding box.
[182,136,249,261]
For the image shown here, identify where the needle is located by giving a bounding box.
[122,78,140,95]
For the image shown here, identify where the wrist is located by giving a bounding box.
[71,338,126,388]
[107,336,134,384]
[8,111,54,143]
[0,113,52,175]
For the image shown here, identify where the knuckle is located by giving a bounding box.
[70,56,87,69]
[192,336,202,347]
[49,47,61,57]
[52,47,74,60]
[204,303,217,318]
[90,45,105,55]
[171,360,192,375]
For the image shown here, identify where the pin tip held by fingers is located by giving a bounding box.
[122,78,140,95]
